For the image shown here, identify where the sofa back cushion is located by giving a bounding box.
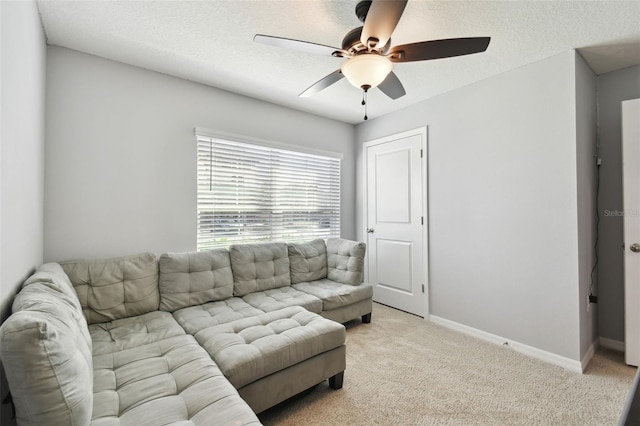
[60,252,159,324]
[0,263,93,426]
[288,239,328,284]
[158,249,234,312]
[326,238,366,285]
[230,242,290,296]
[23,262,85,313]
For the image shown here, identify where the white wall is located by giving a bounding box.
[356,51,583,360]
[597,65,640,344]
[45,47,355,262]
[574,53,598,360]
[0,0,46,315]
[0,1,46,424]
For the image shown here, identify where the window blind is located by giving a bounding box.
[197,135,341,251]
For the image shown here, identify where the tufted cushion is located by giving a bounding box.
[293,278,374,311]
[242,287,323,314]
[61,252,159,324]
[173,298,265,335]
[288,239,328,284]
[91,335,260,425]
[158,249,233,312]
[89,311,186,355]
[22,262,84,312]
[193,306,346,388]
[326,238,366,285]
[230,242,290,296]
[0,263,93,426]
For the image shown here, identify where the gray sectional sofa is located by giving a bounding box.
[0,238,372,425]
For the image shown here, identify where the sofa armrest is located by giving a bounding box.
[326,238,366,285]
[0,263,93,425]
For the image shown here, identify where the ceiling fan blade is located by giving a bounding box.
[299,69,345,97]
[360,0,408,50]
[254,34,343,57]
[378,71,406,99]
[388,37,491,62]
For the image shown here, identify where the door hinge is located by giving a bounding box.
[420,149,423,158]
[421,284,425,293]
[421,216,424,225]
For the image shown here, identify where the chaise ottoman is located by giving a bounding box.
[184,306,346,413]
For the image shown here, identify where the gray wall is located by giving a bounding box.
[44,47,356,262]
[597,64,640,344]
[0,1,46,424]
[356,51,586,361]
[575,53,598,358]
[0,0,46,317]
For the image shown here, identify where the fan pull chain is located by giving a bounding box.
[362,88,368,121]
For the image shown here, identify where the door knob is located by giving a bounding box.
[631,243,640,253]
[367,228,375,234]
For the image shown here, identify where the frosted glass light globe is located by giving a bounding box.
[341,54,393,89]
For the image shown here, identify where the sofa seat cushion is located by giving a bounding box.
[172,298,265,335]
[90,311,186,356]
[242,287,323,314]
[292,279,374,311]
[92,335,260,426]
[193,306,346,389]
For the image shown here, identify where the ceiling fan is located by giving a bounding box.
[254,0,490,119]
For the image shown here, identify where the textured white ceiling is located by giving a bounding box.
[36,0,640,124]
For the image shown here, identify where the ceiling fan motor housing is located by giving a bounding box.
[342,27,390,55]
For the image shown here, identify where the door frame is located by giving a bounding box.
[623,98,640,366]
[362,126,429,318]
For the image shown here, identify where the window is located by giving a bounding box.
[196,133,341,251]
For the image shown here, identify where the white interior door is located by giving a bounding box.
[623,98,640,366]
[365,128,427,317]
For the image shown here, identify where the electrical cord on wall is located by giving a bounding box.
[589,154,601,304]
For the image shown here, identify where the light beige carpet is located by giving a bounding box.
[259,303,636,425]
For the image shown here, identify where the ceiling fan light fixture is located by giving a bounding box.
[341,54,392,90]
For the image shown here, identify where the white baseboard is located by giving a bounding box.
[599,336,625,352]
[581,340,598,372]
[429,315,584,373]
